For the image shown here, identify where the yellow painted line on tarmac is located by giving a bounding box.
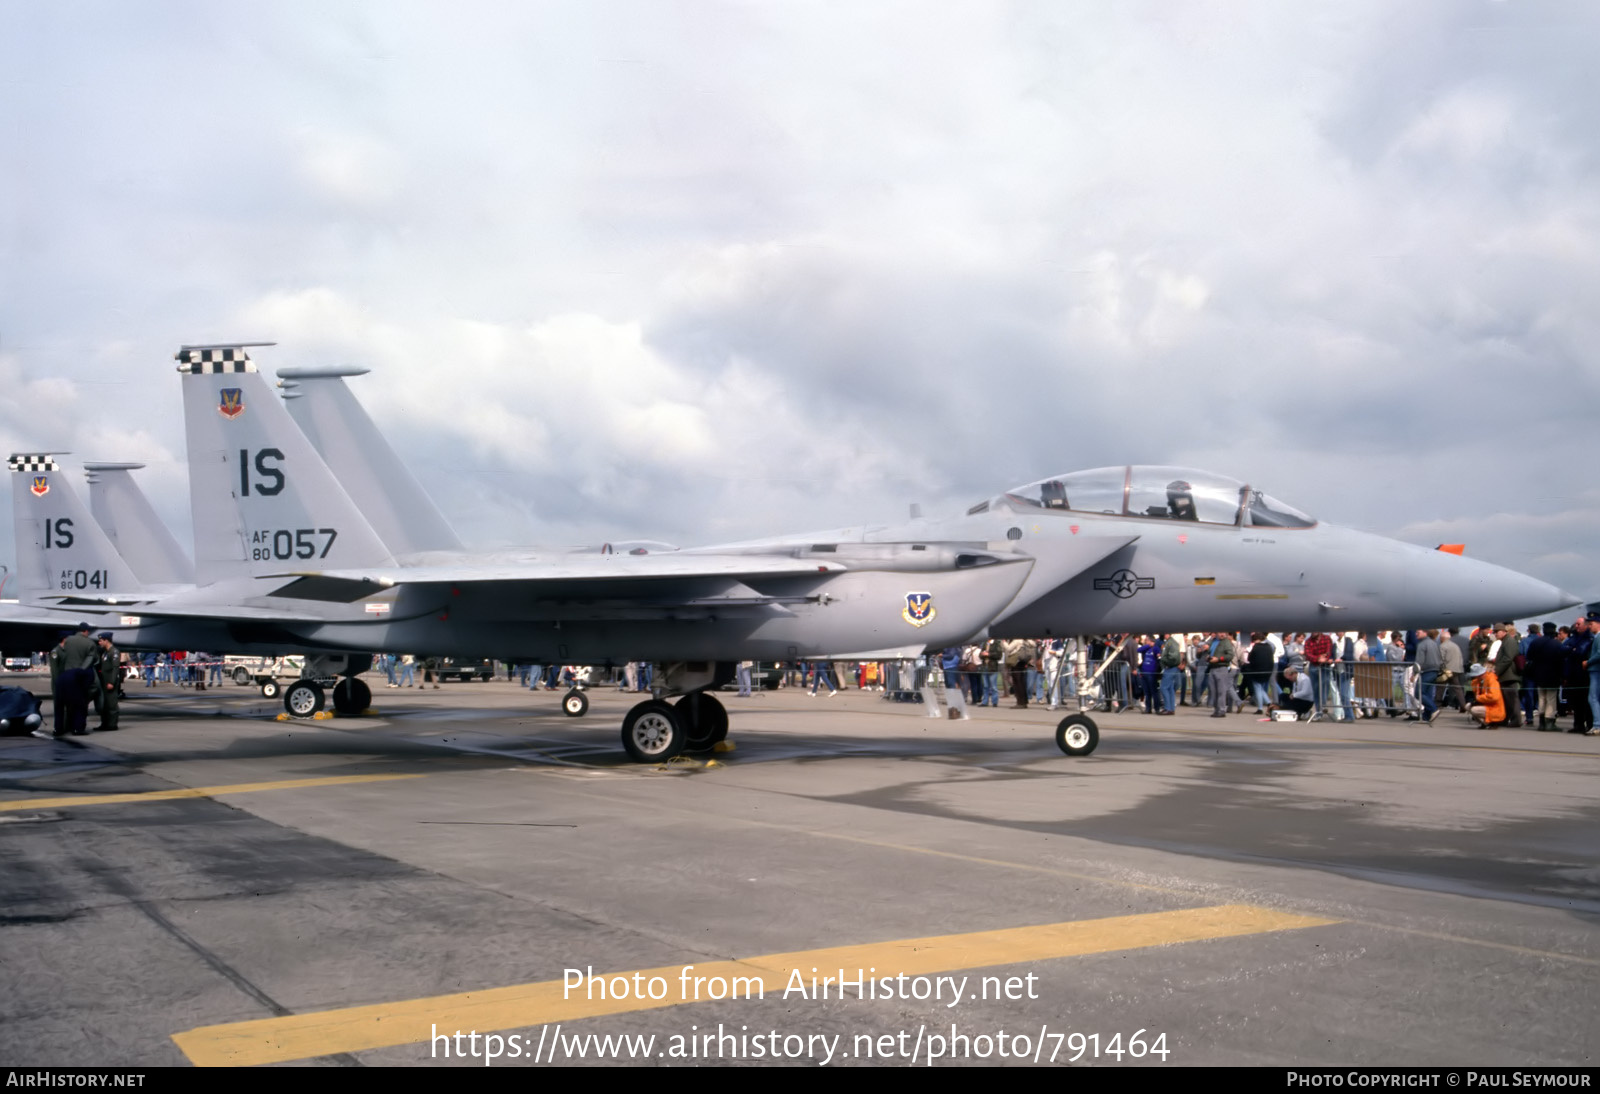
[172,902,1334,1066]
[0,773,423,812]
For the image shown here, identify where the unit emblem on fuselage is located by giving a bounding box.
[902,591,937,627]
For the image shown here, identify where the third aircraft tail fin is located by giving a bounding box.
[7,453,144,602]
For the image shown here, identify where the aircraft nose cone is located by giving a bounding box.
[1405,548,1579,624]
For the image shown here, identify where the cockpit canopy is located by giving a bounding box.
[1002,465,1315,528]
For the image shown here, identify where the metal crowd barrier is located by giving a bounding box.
[1301,660,1420,721]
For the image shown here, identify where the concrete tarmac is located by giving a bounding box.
[0,676,1595,1067]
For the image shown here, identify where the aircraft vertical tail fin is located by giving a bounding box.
[7,453,144,601]
[177,345,396,583]
[278,366,463,555]
[84,462,196,585]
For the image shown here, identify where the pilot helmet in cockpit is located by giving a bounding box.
[1166,479,1198,521]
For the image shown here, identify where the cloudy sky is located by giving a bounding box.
[2,1,1597,598]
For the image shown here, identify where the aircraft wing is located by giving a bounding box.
[294,552,852,589]
[0,601,89,651]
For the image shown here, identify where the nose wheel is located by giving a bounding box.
[1055,713,1099,756]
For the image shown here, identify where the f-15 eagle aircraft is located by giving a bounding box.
[10,343,1576,762]
[246,351,1576,759]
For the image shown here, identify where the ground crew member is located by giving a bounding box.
[94,633,121,732]
[55,622,99,736]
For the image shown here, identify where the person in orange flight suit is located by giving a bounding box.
[1467,663,1506,728]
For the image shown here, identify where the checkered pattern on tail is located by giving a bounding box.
[6,454,59,471]
[175,346,257,373]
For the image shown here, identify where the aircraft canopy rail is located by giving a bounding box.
[1001,465,1315,529]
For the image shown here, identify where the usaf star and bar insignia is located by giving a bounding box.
[1093,568,1156,599]
[902,591,936,627]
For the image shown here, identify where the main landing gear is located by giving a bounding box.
[618,661,734,763]
[281,655,374,718]
[619,692,729,762]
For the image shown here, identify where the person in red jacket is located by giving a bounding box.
[1303,632,1335,717]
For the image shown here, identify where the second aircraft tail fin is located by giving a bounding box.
[178,345,396,583]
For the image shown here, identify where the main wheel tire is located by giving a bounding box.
[676,692,729,751]
[1055,713,1099,757]
[232,665,252,686]
[284,680,325,718]
[260,680,281,699]
[562,689,589,717]
[332,677,372,716]
[621,700,685,762]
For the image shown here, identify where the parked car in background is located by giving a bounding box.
[439,658,496,682]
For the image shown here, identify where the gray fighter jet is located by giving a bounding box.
[9,346,1577,762]
[236,353,1577,759]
